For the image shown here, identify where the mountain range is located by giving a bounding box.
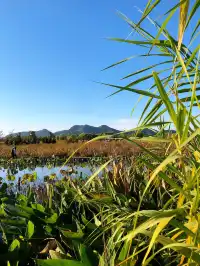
[7,125,175,138]
[54,125,119,136]
[9,125,120,137]
[7,125,175,137]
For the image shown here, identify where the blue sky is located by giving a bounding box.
[0,0,196,134]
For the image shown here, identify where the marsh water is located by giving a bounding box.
[0,157,108,184]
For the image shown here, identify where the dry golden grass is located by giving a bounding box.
[0,140,150,158]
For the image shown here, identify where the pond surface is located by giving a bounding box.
[0,163,99,184]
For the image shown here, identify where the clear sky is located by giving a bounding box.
[0,0,197,134]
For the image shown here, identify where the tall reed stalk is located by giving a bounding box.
[101,0,200,264]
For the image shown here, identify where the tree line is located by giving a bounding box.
[4,131,146,145]
[5,131,56,145]
[4,132,121,145]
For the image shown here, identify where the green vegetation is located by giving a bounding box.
[5,131,56,145]
[0,0,200,265]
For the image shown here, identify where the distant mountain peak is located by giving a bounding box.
[54,124,120,136]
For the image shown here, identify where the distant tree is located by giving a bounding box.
[29,131,37,144]
[15,133,22,145]
[78,133,86,141]
[119,132,126,139]
[56,136,60,141]
[60,135,67,140]
[66,135,78,143]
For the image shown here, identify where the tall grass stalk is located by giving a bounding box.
[101,0,200,264]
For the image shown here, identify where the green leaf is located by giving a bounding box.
[45,213,58,224]
[100,82,160,99]
[148,9,176,54]
[123,210,182,242]
[26,220,34,239]
[49,250,69,260]
[185,0,200,29]
[6,175,15,181]
[1,218,26,226]
[36,245,98,266]
[118,240,131,261]
[101,56,135,70]
[79,244,98,266]
[109,38,173,48]
[142,216,174,264]
[135,0,161,27]
[190,19,200,44]
[5,204,31,219]
[164,0,187,15]
[83,159,112,188]
[61,230,84,240]
[9,239,20,252]
[102,53,173,71]
[31,203,45,212]
[178,87,200,94]
[121,60,173,80]
[36,260,82,266]
[143,230,200,264]
[153,72,176,125]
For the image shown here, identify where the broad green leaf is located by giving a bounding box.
[31,203,45,212]
[9,239,20,252]
[61,230,84,240]
[45,213,58,224]
[5,204,31,219]
[79,244,98,266]
[26,220,34,239]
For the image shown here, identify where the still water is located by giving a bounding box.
[0,164,96,183]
